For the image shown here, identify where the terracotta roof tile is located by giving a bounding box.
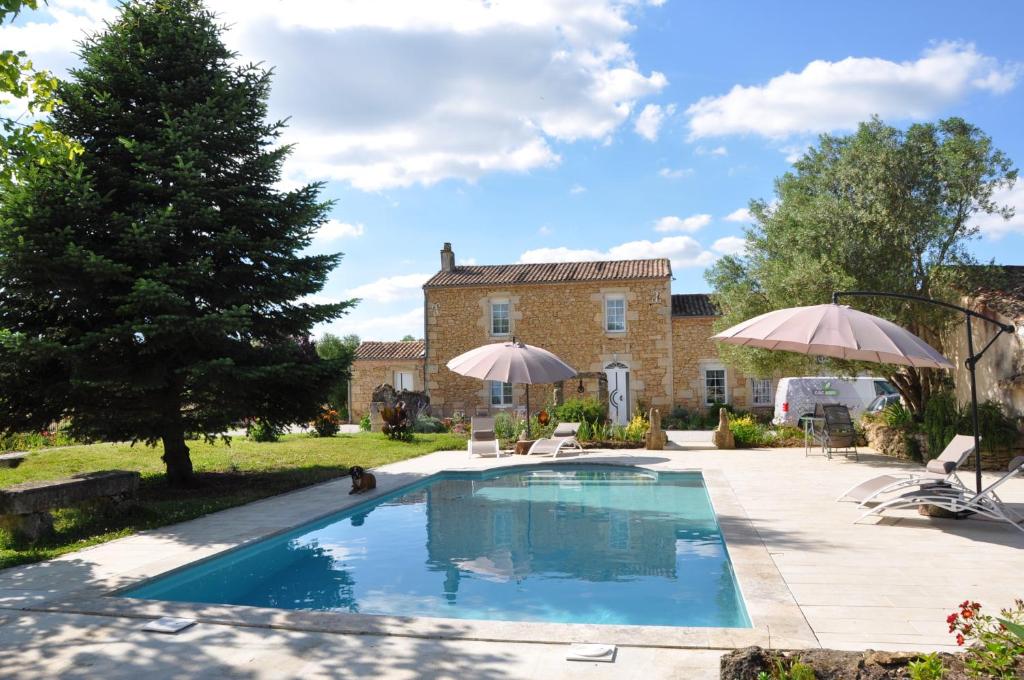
[671,293,719,317]
[423,258,671,288]
[355,341,425,361]
[973,265,1024,322]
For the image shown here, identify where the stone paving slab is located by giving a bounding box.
[1,445,1022,678]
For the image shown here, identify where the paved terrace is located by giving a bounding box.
[0,443,1021,679]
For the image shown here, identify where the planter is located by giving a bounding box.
[720,646,985,680]
[580,440,645,449]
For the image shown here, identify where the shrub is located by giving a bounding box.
[576,419,593,442]
[907,652,946,680]
[883,401,914,429]
[494,412,523,442]
[358,414,371,432]
[772,425,805,447]
[947,598,1024,679]
[412,415,446,433]
[729,415,770,447]
[924,389,960,460]
[312,406,341,437]
[552,398,606,425]
[971,401,1020,453]
[246,419,281,442]
[624,414,649,441]
[380,402,413,441]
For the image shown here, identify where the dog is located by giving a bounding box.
[348,465,377,495]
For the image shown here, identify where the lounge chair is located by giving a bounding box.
[812,403,858,460]
[468,416,501,458]
[527,422,583,458]
[837,434,976,504]
[855,455,1024,533]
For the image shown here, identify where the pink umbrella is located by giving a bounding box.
[447,339,577,436]
[711,303,953,369]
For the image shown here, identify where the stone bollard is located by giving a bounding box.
[713,408,735,449]
[645,408,667,450]
[369,402,385,433]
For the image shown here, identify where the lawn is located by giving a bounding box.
[0,432,466,569]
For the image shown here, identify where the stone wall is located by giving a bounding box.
[425,278,674,417]
[671,316,770,414]
[943,300,1024,419]
[350,358,425,420]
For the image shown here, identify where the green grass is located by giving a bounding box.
[0,432,466,569]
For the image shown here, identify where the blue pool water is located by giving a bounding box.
[122,465,751,627]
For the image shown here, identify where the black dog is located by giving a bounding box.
[348,465,377,495]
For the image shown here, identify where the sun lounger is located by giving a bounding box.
[837,434,976,504]
[854,455,1024,533]
[527,422,583,458]
[468,416,501,458]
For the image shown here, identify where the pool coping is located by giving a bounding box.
[7,453,819,650]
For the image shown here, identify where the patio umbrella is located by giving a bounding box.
[711,303,953,369]
[446,339,577,437]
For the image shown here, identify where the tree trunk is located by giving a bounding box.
[161,428,194,487]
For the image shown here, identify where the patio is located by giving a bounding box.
[0,443,1021,679]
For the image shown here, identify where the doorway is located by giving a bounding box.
[604,361,630,426]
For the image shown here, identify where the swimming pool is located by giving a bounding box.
[122,465,751,628]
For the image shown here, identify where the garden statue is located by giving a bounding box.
[369,384,430,432]
[645,408,667,450]
[713,408,735,449]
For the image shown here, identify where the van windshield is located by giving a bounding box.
[874,380,897,395]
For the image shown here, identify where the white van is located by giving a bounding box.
[772,376,897,426]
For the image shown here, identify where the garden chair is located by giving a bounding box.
[527,422,584,458]
[813,403,858,460]
[468,416,501,458]
[836,434,976,504]
[855,455,1024,533]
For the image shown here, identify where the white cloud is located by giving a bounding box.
[343,273,431,303]
[686,42,1020,140]
[313,219,365,241]
[537,225,553,236]
[658,167,695,180]
[711,236,747,255]
[320,306,424,341]
[974,180,1024,239]
[634,103,675,141]
[653,214,711,233]
[569,183,587,195]
[695,145,728,156]
[724,208,752,223]
[203,0,667,190]
[519,236,716,269]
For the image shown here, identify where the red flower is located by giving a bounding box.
[956,633,965,646]
[962,608,974,619]
[962,624,972,635]
[961,600,971,608]
[946,614,957,624]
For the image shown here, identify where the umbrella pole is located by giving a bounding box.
[966,316,983,494]
[525,384,531,439]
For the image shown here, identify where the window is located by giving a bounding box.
[751,378,772,406]
[704,366,727,405]
[394,371,414,391]
[490,300,510,335]
[490,380,513,406]
[605,296,626,332]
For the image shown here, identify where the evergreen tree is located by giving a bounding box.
[0,0,354,485]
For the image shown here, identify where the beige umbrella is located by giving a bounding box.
[711,303,953,369]
[446,339,577,437]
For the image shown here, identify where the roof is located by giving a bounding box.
[354,341,425,361]
[671,293,719,317]
[423,259,672,289]
[972,265,1024,322]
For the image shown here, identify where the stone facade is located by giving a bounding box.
[349,340,426,421]
[672,315,773,415]
[425,278,674,418]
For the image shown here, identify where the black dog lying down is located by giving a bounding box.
[348,465,377,495]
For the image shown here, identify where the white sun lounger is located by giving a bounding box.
[527,422,583,458]
[855,455,1024,533]
[837,434,976,504]
[468,416,501,458]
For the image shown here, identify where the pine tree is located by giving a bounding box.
[0,0,354,485]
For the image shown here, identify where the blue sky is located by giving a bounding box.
[5,1,1024,340]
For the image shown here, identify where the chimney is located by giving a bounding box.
[440,242,455,272]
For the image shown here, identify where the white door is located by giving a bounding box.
[604,361,630,426]
[394,371,414,391]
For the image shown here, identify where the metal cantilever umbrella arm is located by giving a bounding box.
[833,290,1017,493]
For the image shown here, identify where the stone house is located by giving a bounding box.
[348,340,425,420]
[944,265,1024,419]
[349,243,775,422]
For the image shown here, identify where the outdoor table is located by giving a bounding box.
[803,416,828,458]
